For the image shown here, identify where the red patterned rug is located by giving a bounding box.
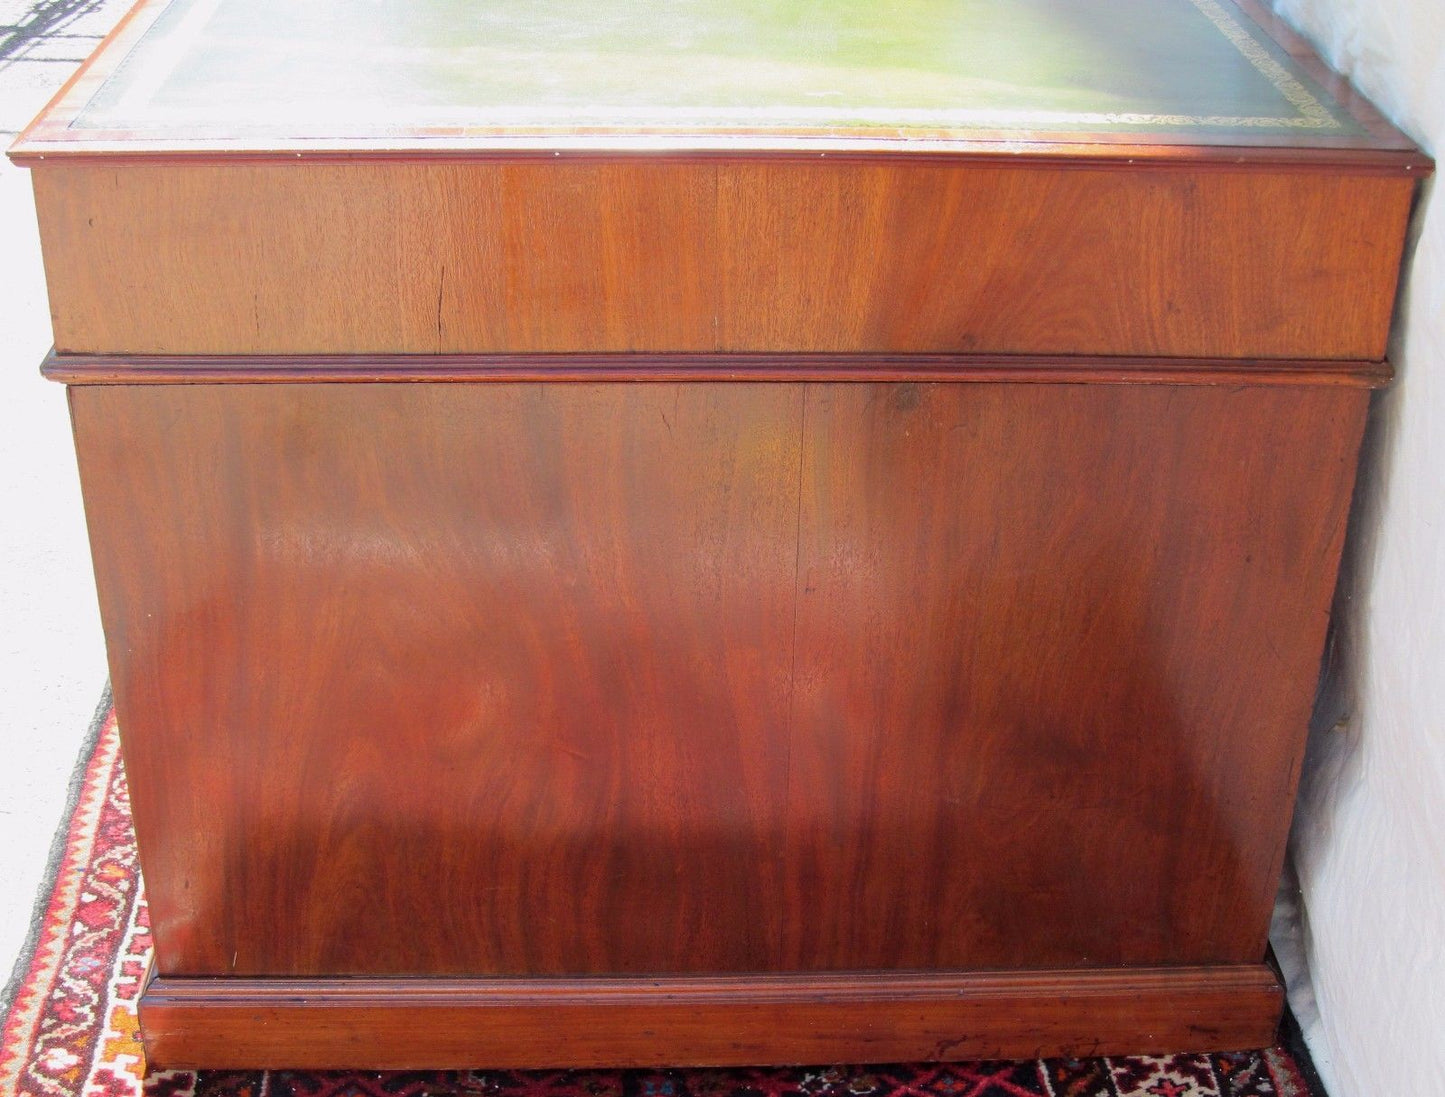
[2,706,1326,1097]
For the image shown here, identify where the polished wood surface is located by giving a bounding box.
[782,382,1363,970]
[77,382,799,976]
[73,380,1365,980]
[139,964,1285,1069]
[31,160,1416,358]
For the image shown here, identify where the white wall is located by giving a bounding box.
[1269,2,1445,1095]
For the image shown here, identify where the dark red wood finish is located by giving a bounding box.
[77,382,800,976]
[72,379,1365,981]
[139,964,1286,1069]
[781,382,1363,970]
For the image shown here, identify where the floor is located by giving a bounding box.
[0,0,128,1007]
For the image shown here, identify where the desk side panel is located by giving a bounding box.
[33,160,1414,360]
[71,378,1364,977]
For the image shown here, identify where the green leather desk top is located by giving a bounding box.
[11,0,1412,157]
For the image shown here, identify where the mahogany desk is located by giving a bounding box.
[11,0,1430,1071]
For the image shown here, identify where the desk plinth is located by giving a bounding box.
[11,0,1430,1070]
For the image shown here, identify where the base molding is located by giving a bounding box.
[139,963,1285,1070]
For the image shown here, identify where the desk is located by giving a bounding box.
[11,0,1428,1070]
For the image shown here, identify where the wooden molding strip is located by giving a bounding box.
[43,352,1394,388]
[9,145,1432,174]
[140,963,1285,1069]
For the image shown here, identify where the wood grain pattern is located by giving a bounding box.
[72,379,1366,981]
[32,160,1416,359]
[40,350,1395,387]
[714,163,1413,360]
[75,382,800,976]
[138,965,1286,1069]
[781,383,1366,970]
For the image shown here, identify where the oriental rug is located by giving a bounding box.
[1,705,1325,1097]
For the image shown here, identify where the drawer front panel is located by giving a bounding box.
[36,160,1414,360]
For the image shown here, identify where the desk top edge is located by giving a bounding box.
[7,0,1428,170]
